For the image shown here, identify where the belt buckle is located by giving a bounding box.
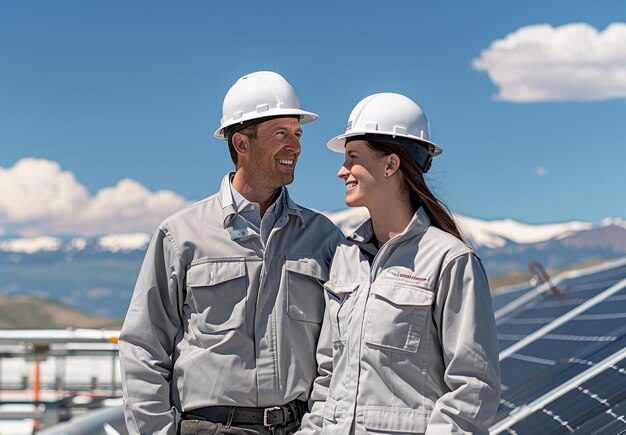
[263,406,282,427]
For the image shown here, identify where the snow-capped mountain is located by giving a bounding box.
[1,212,626,319]
[324,208,626,275]
[0,232,151,255]
[324,207,600,249]
[2,212,621,255]
[454,215,593,248]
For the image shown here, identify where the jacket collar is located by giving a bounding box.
[348,206,431,246]
[219,172,304,229]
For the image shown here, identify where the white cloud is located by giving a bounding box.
[0,158,89,221]
[535,166,547,176]
[0,158,192,236]
[0,236,64,253]
[472,22,626,102]
[98,233,152,252]
[79,179,190,233]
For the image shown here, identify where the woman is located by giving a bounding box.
[298,93,501,434]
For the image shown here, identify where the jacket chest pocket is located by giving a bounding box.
[325,282,359,340]
[284,256,328,324]
[186,260,247,333]
[363,282,434,353]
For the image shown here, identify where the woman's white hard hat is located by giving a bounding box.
[327,93,442,156]
[214,71,319,139]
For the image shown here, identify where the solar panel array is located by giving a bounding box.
[491,257,626,434]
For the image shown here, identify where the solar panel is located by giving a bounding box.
[573,396,626,434]
[492,347,626,434]
[495,258,626,353]
[490,257,626,431]
[492,282,535,312]
[494,283,626,425]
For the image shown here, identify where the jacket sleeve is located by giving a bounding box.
[295,297,335,434]
[426,253,501,435]
[119,227,185,435]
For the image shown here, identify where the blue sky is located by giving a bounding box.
[1,1,625,236]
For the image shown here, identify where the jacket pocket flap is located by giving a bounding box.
[324,281,359,296]
[187,261,245,287]
[371,282,434,306]
[362,406,430,433]
[285,256,328,281]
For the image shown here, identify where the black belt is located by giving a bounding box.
[181,400,306,427]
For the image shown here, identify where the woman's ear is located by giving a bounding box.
[385,154,401,177]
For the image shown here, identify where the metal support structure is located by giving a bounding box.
[34,360,41,402]
[528,260,565,296]
[111,349,116,395]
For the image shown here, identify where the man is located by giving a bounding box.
[119,71,344,435]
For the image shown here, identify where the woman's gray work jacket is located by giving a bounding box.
[298,207,501,435]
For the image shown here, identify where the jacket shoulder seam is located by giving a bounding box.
[158,224,185,266]
[437,250,477,286]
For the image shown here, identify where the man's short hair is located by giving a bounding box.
[227,124,258,166]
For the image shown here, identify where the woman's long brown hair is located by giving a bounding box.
[366,140,464,241]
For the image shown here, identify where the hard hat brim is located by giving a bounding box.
[214,109,319,139]
[327,131,442,156]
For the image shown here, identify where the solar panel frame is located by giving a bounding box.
[492,282,535,312]
[493,283,626,425]
[500,278,626,360]
[495,262,626,355]
[495,258,626,323]
[505,353,626,434]
[491,346,626,434]
[491,257,626,433]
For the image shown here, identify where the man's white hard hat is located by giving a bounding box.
[214,71,319,139]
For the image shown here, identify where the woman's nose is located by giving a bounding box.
[337,164,350,179]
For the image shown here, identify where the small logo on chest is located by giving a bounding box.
[387,268,428,284]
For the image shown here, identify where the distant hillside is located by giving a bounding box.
[0,250,143,320]
[0,294,122,329]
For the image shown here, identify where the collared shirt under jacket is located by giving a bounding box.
[298,208,501,435]
[119,174,344,435]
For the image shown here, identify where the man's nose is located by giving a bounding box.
[285,134,301,154]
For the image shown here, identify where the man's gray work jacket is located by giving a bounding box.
[298,208,501,435]
[119,174,344,435]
